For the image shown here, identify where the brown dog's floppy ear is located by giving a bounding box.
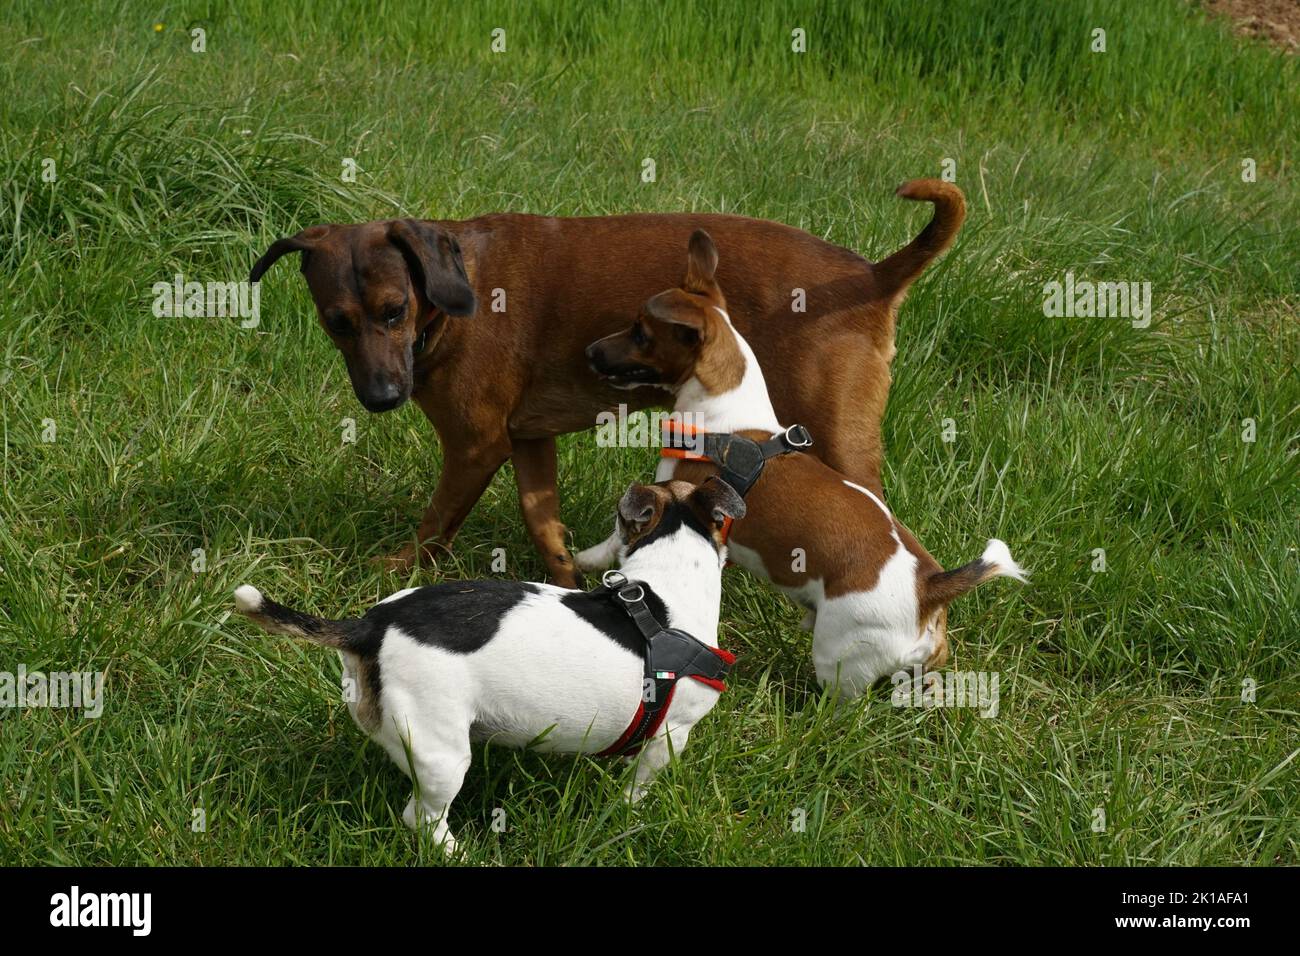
[617,483,661,533]
[684,229,719,293]
[249,226,330,283]
[387,220,477,317]
[690,476,746,528]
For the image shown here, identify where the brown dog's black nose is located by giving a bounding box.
[359,379,406,413]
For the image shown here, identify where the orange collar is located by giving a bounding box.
[659,419,708,461]
[658,420,734,541]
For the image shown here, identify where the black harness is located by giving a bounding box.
[590,571,735,758]
[661,423,814,497]
[593,423,814,754]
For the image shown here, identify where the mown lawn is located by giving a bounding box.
[0,0,1296,865]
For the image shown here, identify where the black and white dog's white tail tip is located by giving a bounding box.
[233,584,354,648]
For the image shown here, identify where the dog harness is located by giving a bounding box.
[591,570,735,758]
[660,421,814,539]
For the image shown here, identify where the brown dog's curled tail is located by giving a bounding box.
[234,585,359,649]
[874,178,966,301]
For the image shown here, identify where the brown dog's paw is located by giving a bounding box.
[371,550,414,574]
[372,543,428,574]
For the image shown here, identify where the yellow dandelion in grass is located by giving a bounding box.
[153,23,164,33]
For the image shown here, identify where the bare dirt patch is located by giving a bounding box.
[1199,0,1300,52]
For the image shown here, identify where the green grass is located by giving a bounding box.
[1,0,1296,865]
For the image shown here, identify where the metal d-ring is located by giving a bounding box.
[602,568,645,604]
[784,424,813,448]
[617,583,646,603]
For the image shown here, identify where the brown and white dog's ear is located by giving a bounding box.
[387,220,477,317]
[617,482,662,534]
[684,229,719,293]
[689,476,746,529]
[249,225,332,283]
[645,290,706,336]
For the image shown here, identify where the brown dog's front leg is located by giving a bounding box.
[378,440,511,574]
[512,436,580,589]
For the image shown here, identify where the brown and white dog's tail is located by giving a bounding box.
[874,178,966,302]
[922,539,1026,612]
[233,585,359,649]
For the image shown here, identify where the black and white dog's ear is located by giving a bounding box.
[249,225,332,283]
[387,220,477,317]
[691,477,746,527]
[617,483,660,533]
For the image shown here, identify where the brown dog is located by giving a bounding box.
[249,180,964,586]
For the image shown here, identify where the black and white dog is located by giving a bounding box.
[233,478,744,851]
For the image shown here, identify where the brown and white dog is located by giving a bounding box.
[578,231,1023,697]
[249,181,964,586]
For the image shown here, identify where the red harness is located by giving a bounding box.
[593,572,736,758]
[596,647,736,758]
